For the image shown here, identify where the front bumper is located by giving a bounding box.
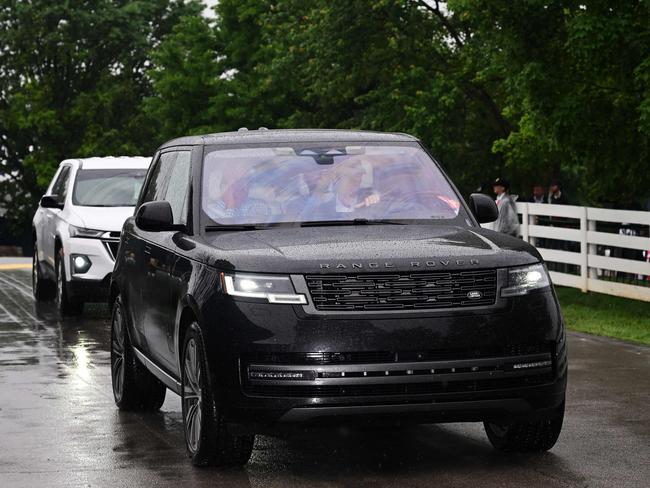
[201,289,567,431]
[65,236,117,301]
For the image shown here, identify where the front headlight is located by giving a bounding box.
[220,272,307,305]
[69,225,104,238]
[501,263,551,297]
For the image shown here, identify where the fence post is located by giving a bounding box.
[587,211,598,280]
[521,203,529,243]
[580,206,588,292]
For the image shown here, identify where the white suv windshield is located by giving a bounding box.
[73,169,147,207]
[202,144,462,225]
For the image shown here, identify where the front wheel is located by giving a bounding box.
[181,322,254,467]
[111,295,166,411]
[55,251,83,316]
[484,401,565,452]
[32,244,54,301]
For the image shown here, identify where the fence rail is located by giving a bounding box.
[515,202,650,302]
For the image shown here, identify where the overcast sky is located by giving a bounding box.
[203,0,218,17]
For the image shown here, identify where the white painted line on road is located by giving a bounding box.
[0,274,40,323]
[0,302,19,323]
[0,273,34,299]
[0,271,33,294]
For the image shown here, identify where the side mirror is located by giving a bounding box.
[468,193,499,224]
[40,195,64,210]
[135,201,176,232]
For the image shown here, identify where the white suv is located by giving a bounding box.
[32,157,151,314]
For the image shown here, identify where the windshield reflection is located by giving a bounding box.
[202,145,462,226]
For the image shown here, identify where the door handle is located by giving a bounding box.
[144,244,152,254]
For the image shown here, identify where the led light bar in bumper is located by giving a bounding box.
[249,369,316,381]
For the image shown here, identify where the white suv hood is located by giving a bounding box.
[69,206,135,233]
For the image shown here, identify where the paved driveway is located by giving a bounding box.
[0,268,648,487]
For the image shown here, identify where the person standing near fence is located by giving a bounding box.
[492,178,520,236]
[547,180,569,205]
[525,184,546,204]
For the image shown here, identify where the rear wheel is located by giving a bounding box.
[55,251,83,316]
[484,401,565,452]
[32,244,54,301]
[111,295,167,411]
[181,322,254,467]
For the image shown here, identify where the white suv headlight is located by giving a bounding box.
[220,272,307,304]
[501,263,551,297]
[69,225,104,238]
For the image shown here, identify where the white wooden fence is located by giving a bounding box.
[515,202,650,301]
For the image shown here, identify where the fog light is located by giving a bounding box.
[71,254,92,274]
[248,369,316,381]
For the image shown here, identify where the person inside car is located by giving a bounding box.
[299,158,381,219]
[205,164,271,221]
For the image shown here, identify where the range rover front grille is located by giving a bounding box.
[305,269,497,311]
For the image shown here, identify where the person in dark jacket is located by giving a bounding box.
[547,180,569,205]
[525,184,546,204]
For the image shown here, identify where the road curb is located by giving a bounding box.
[0,264,31,271]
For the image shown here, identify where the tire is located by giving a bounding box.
[55,250,83,316]
[111,295,167,411]
[484,401,565,452]
[32,244,54,301]
[181,322,254,467]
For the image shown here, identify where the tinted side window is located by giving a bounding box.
[163,152,191,225]
[141,151,191,225]
[50,166,71,204]
[142,155,170,203]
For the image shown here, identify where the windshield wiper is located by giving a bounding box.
[300,218,405,227]
[205,224,266,231]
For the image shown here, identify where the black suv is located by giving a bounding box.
[110,129,567,466]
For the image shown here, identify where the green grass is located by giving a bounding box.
[556,287,650,346]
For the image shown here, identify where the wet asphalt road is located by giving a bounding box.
[0,268,649,488]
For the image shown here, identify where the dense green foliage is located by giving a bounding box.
[0,0,202,230]
[2,0,650,234]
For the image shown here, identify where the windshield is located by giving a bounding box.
[73,169,147,207]
[201,144,464,226]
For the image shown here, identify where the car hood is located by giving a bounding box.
[69,206,135,233]
[198,225,541,274]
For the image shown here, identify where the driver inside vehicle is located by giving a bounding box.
[299,157,382,220]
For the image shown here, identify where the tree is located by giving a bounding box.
[144,14,224,140]
[452,0,650,205]
[0,0,202,233]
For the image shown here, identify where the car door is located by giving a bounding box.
[137,149,192,373]
[157,150,193,371]
[34,166,63,277]
[43,165,72,275]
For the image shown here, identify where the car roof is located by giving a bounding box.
[159,129,419,149]
[60,156,152,170]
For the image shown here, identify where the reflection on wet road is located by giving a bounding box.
[0,268,649,487]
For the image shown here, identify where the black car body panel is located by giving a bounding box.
[111,129,566,433]
[198,225,542,273]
